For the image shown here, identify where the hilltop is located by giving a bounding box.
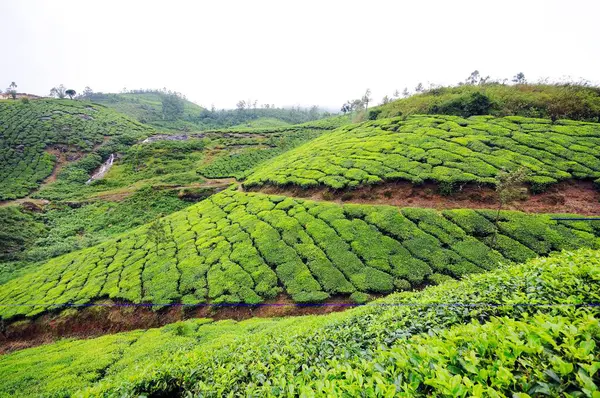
[372,83,600,122]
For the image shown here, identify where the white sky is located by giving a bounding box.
[1,0,599,110]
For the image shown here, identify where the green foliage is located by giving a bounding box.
[83,91,333,131]
[1,249,599,396]
[198,128,324,179]
[1,190,598,320]
[0,206,46,262]
[377,83,600,122]
[0,99,152,200]
[244,114,600,190]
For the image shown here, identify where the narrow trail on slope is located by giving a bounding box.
[250,180,600,216]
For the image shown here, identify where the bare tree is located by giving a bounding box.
[402,87,410,98]
[49,84,67,99]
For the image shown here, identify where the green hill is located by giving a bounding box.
[84,91,334,131]
[0,99,152,200]
[1,248,598,397]
[375,83,600,122]
[82,91,206,128]
[1,189,599,320]
[244,114,600,191]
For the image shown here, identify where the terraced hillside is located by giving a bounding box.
[0,99,152,200]
[1,249,598,397]
[1,189,599,320]
[244,115,600,191]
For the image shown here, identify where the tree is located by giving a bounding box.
[161,93,184,120]
[341,101,352,114]
[147,219,168,254]
[236,100,246,111]
[380,95,391,105]
[415,83,424,93]
[492,167,529,244]
[402,87,410,98]
[65,89,76,99]
[6,82,17,99]
[466,70,480,85]
[82,86,93,97]
[49,84,67,99]
[362,88,372,110]
[512,72,526,84]
[393,89,400,98]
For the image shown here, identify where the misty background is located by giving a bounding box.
[1,0,599,110]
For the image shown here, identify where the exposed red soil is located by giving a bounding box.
[255,180,600,216]
[44,145,84,184]
[0,294,354,354]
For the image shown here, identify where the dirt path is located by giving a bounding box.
[254,180,600,216]
[0,294,353,354]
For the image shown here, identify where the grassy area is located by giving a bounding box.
[0,248,598,397]
[244,114,600,191]
[1,189,599,319]
[375,83,600,122]
[0,99,152,200]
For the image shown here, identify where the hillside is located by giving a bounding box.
[0,99,152,200]
[1,249,598,396]
[374,83,600,122]
[1,188,599,321]
[84,91,333,131]
[244,114,600,191]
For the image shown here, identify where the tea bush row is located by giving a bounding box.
[1,190,598,319]
[244,115,600,190]
[1,249,598,397]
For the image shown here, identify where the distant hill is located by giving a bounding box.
[83,91,334,131]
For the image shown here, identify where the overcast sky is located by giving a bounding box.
[1,0,599,110]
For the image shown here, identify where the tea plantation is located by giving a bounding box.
[1,249,598,397]
[1,189,599,319]
[0,99,152,200]
[244,115,600,190]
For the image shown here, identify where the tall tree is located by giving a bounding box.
[362,88,372,110]
[415,83,424,93]
[466,70,480,85]
[402,87,410,98]
[82,86,93,97]
[512,72,526,84]
[65,89,76,99]
[6,82,17,99]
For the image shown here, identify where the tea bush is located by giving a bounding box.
[243,115,600,190]
[1,190,598,319]
[1,249,599,397]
